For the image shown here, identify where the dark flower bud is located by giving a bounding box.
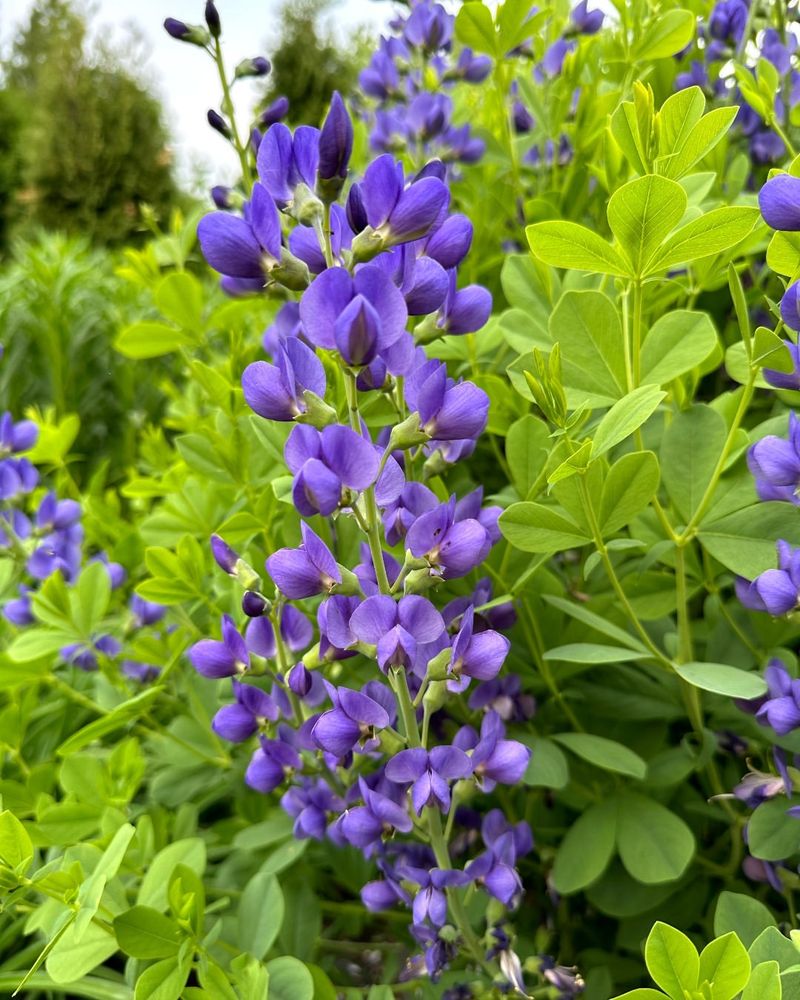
[260,96,290,128]
[317,91,353,202]
[288,662,313,697]
[205,1,221,37]
[235,56,271,79]
[163,18,210,46]
[242,591,269,617]
[250,128,263,154]
[415,159,447,182]
[207,109,231,138]
[211,533,238,574]
[211,185,232,209]
[346,182,368,234]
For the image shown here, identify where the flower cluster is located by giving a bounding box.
[675,3,800,165]
[358,0,491,166]
[190,89,539,988]
[0,411,166,677]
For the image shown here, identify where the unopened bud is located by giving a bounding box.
[207,109,231,138]
[242,591,269,617]
[163,18,210,46]
[235,56,271,79]
[204,1,221,37]
[287,662,312,697]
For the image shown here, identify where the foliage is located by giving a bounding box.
[4,0,800,998]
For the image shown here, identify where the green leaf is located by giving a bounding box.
[57,687,162,755]
[522,738,569,789]
[714,891,777,949]
[552,733,647,779]
[611,991,672,1000]
[46,921,117,984]
[742,961,782,1000]
[114,321,194,359]
[549,290,628,406]
[698,933,750,1000]
[645,922,700,1000]
[6,628,71,663]
[73,560,112,637]
[551,800,617,894]
[155,271,204,332]
[748,798,800,862]
[645,207,761,275]
[611,101,650,175]
[662,107,739,179]
[698,502,800,578]
[114,906,184,959]
[138,838,206,910]
[660,404,727,522]
[607,175,687,274]
[238,872,285,960]
[657,87,705,163]
[544,644,647,664]
[266,957,314,1000]
[0,810,33,872]
[527,221,631,276]
[752,326,793,371]
[505,414,549,496]
[600,451,660,534]
[542,595,648,651]
[616,794,695,884]
[634,9,695,60]
[499,503,591,553]
[641,311,718,385]
[592,385,666,458]
[134,954,192,1000]
[673,661,767,699]
[767,230,800,277]
[454,2,496,55]
[749,927,800,970]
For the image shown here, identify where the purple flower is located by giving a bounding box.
[350,594,446,673]
[455,712,531,791]
[36,492,81,531]
[244,605,312,658]
[353,154,450,250]
[198,183,280,279]
[540,958,586,997]
[317,91,353,197]
[406,496,493,579]
[299,265,410,370]
[312,684,392,757]
[469,676,536,722]
[781,282,800,332]
[750,660,800,735]
[759,174,800,231]
[266,523,341,599]
[281,778,344,839]
[284,424,381,516]
[676,61,709,92]
[385,745,472,813]
[262,301,304,354]
[370,245,449,317]
[257,122,319,212]
[3,587,32,626]
[260,96,290,128]
[213,680,280,741]
[541,39,574,77]
[765,340,800,390]
[405,360,489,441]
[289,204,353,274]
[763,28,798,73]
[423,214,473,270]
[404,1,453,50]
[447,607,510,692]
[130,594,167,628]
[709,0,749,43]
[210,533,239,574]
[736,540,800,615]
[402,866,470,927]
[340,776,413,847]
[382,482,438,546]
[437,271,492,336]
[61,635,121,672]
[245,737,301,794]
[0,413,37,455]
[748,413,800,503]
[454,48,492,83]
[571,0,603,33]
[242,339,326,422]
[188,614,250,678]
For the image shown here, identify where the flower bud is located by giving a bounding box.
[163,18,210,46]
[287,662,312,696]
[211,534,238,575]
[205,1,221,37]
[242,591,269,617]
[317,91,353,203]
[207,109,231,138]
[211,185,232,209]
[260,96,290,128]
[235,56,271,79]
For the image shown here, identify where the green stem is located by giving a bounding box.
[0,974,131,1000]
[631,279,643,388]
[212,38,254,192]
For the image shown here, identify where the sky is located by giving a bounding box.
[1,0,388,188]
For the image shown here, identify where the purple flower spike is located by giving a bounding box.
[386,745,472,814]
[245,737,301,794]
[212,680,279,742]
[350,594,446,673]
[285,424,381,517]
[312,685,391,757]
[266,522,341,599]
[242,339,326,422]
[188,614,250,678]
[759,174,800,231]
